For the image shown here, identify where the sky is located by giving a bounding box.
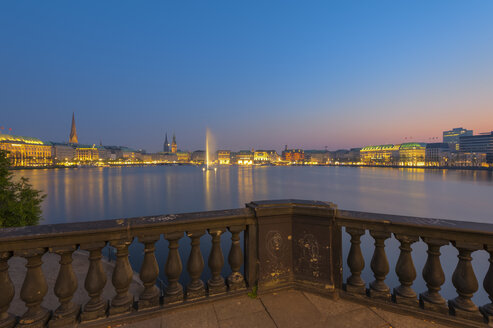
[1,1,493,152]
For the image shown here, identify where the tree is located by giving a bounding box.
[0,150,45,227]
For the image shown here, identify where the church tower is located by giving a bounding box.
[171,133,177,153]
[163,133,170,152]
[69,112,78,144]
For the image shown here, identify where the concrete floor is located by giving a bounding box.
[114,290,453,328]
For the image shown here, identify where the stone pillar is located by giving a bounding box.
[369,230,391,301]
[480,244,493,324]
[186,230,206,300]
[138,236,160,309]
[393,234,418,306]
[227,225,246,291]
[0,252,15,328]
[164,232,184,304]
[207,228,227,295]
[16,248,50,328]
[345,228,366,295]
[449,242,482,321]
[81,242,108,322]
[419,238,449,314]
[49,246,80,327]
[109,239,134,316]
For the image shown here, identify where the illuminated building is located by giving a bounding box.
[360,144,400,165]
[304,150,329,164]
[443,127,472,150]
[459,132,493,165]
[425,143,451,167]
[171,133,177,153]
[254,150,279,164]
[234,150,254,165]
[176,151,190,163]
[51,142,76,163]
[217,150,231,165]
[163,133,170,152]
[75,145,99,161]
[398,143,426,166]
[191,150,206,164]
[282,147,304,163]
[69,113,78,144]
[0,134,52,167]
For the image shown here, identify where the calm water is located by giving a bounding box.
[13,166,493,304]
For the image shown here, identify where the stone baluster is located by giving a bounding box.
[227,225,246,291]
[186,230,206,300]
[208,228,227,295]
[480,245,493,324]
[369,230,391,300]
[15,248,50,327]
[345,228,366,295]
[0,252,15,328]
[109,239,134,316]
[80,242,108,322]
[138,236,160,309]
[449,242,482,321]
[419,238,449,314]
[393,234,418,306]
[49,245,80,327]
[164,232,184,304]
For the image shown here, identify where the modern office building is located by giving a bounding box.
[425,143,451,166]
[459,132,493,164]
[443,127,472,150]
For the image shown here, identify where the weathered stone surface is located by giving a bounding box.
[317,307,387,328]
[218,311,276,328]
[259,290,322,327]
[212,295,264,321]
[303,291,364,321]
[161,303,218,328]
[371,306,453,328]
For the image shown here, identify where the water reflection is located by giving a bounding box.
[12,166,493,304]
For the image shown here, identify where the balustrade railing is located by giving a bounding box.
[0,208,254,328]
[1,200,493,327]
[337,210,493,325]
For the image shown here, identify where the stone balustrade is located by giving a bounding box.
[0,200,493,327]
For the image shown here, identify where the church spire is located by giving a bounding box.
[69,112,78,144]
[163,132,170,152]
[171,132,177,153]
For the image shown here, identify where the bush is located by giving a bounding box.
[0,150,45,227]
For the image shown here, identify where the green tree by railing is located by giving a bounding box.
[0,150,45,227]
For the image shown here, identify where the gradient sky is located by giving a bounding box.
[1,1,493,152]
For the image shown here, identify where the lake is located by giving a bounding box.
[13,165,493,304]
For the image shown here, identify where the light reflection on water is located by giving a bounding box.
[13,166,493,303]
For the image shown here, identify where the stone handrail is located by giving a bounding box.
[337,209,493,326]
[1,200,493,327]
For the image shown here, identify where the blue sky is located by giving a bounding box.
[1,1,493,152]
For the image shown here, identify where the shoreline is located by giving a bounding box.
[9,163,492,171]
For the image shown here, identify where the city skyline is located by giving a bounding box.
[2,1,493,152]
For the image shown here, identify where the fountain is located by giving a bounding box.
[203,128,217,171]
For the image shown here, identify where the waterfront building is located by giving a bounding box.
[69,112,78,144]
[348,148,361,164]
[254,150,279,164]
[425,143,451,167]
[282,147,304,163]
[51,142,76,163]
[191,150,206,164]
[75,145,99,161]
[304,150,329,164]
[176,151,191,163]
[0,134,52,167]
[163,133,170,152]
[234,150,254,165]
[459,131,493,165]
[217,150,231,165]
[398,143,426,166]
[443,127,472,150]
[360,144,400,165]
[171,134,177,153]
